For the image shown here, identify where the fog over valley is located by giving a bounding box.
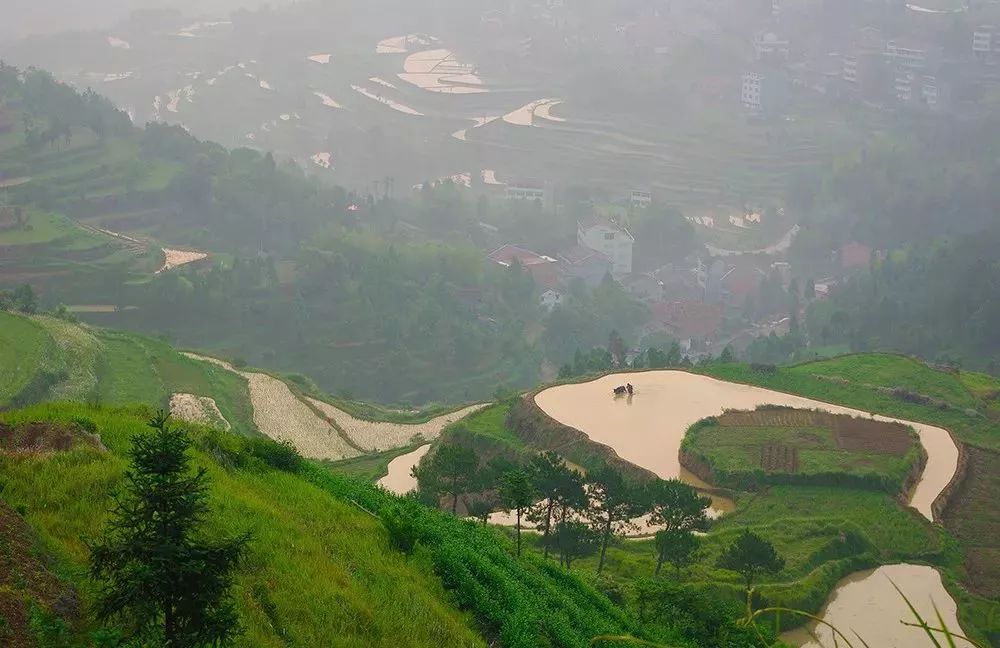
[0,1,998,647]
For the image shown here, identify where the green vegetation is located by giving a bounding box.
[0,403,486,647]
[681,407,922,492]
[0,311,256,434]
[89,413,248,646]
[0,312,51,404]
[696,357,1000,644]
[323,441,426,483]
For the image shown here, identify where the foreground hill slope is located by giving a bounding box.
[0,403,485,647]
[0,402,650,647]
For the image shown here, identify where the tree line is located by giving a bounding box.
[413,447,784,591]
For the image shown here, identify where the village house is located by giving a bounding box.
[650,300,724,350]
[628,189,652,209]
[505,178,549,205]
[577,215,634,277]
[839,241,872,272]
[486,244,560,289]
[539,289,563,311]
[622,273,664,303]
[558,245,613,288]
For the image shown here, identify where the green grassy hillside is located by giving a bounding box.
[0,312,256,434]
[0,403,484,647]
[0,403,657,648]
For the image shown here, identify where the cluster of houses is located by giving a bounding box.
[743,0,1000,115]
[487,213,635,297]
[488,216,877,352]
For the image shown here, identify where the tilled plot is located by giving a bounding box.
[183,354,360,460]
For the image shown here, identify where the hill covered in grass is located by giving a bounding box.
[0,311,256,434]
[0,401,706,647]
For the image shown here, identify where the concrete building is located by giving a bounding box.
[540,289,563,311]
[558,245,613,288]
[486,244,560,288]
[577,216,634,276]
[629,189,652,209]
[505,178,548,204]
[741,70,787,113]
[973,25,996,57]
[754,31,790,61]
[885,39,940,73]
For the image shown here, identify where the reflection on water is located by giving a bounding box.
[782,564,973,647]
[535,371,957,521]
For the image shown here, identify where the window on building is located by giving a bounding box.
[604,232,615,240]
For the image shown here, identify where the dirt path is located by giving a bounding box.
[307,399,487,452]
[182,354,360,460]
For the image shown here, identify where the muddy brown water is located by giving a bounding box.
[379,444,431,494]
[534,371,957,522]
[781,564,973,647]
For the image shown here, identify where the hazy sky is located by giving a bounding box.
[1,0,291,40]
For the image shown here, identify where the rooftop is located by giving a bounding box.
[558,245,612,266]
[486,244,556,268]
[651,300,723,340]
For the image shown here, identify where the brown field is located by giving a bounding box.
[719,408,913,456]
[760,443,799,472]
[941,446,1000,599]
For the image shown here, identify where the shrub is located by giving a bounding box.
[247,438,302,473]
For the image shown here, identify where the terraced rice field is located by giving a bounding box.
[536,372,956,521]
[183,354,360,460]
[306,398,486,452]
[169,393,231,431]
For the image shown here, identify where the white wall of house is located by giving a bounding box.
[578,224,633,276]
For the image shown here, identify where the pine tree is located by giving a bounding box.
[89,412,248,647]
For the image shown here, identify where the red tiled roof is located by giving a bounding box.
[487,244,561,289]
[487,244,555,268]
[841,242,872,269]
[651,300,723,340]
[558,245,611,266]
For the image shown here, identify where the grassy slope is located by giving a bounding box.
[0,403,485,648]
[0,312,51,405]
[0,312,257,435]
[1,403,648,648]
[697,356,1000,644]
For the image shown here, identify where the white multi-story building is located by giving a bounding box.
[885,39,929,72]
[629,189,652,208]
[505,178,547,203]
[754,31,790,61]
[843,55,859,84]
[973,25,995,55]
[741,71,763,110]
[577,217,634,277]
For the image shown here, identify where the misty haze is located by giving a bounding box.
[0,1,997,647]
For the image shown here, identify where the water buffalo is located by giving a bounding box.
[613,385,628,396]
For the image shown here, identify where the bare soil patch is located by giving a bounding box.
[0,502,80,647]
[0,421,104,454]
[169,393,231,430]
[182,354,360,460]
